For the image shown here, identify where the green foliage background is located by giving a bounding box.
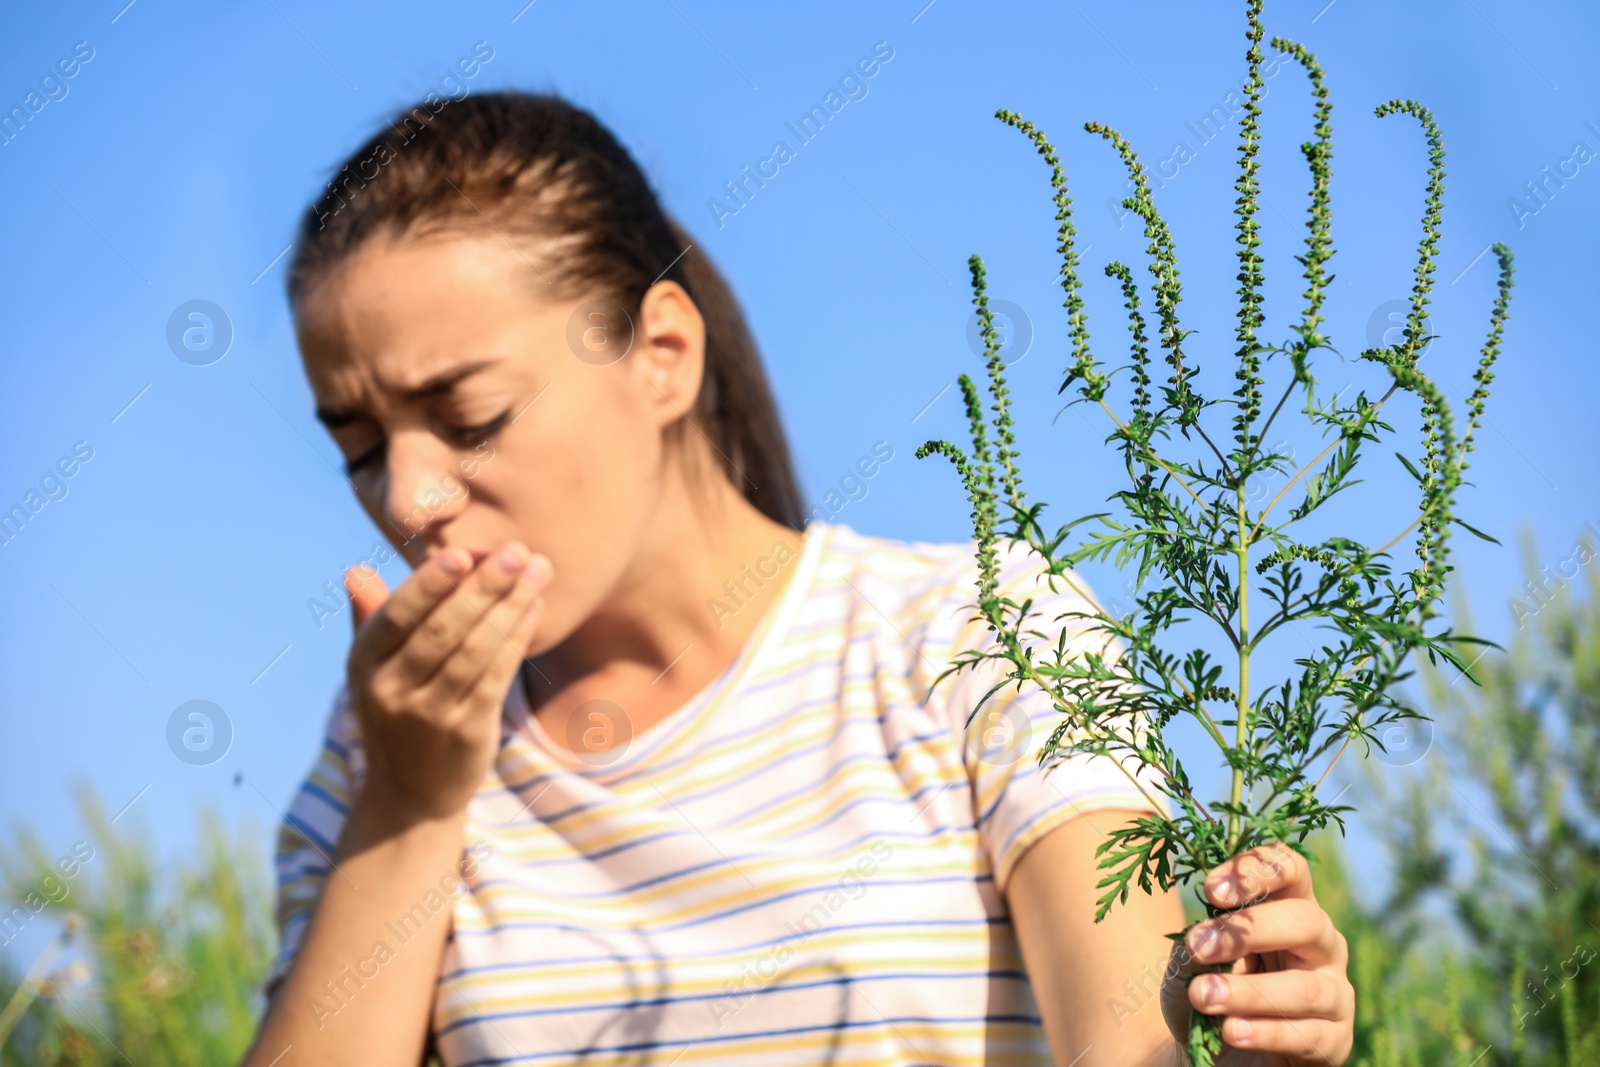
[0,799,273,1067]
[1,532,1596,1065]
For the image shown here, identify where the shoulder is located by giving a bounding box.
[813,521,1107,652]
[810,520,977,630]
[814,520,975,587]
[273,684,365,859]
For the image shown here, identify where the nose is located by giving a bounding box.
[380,428,471,546]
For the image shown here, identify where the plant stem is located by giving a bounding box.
[1375,510,1427,557]
[1034,545,1235,751]
[1247,380,1401,541]
[1252,376,1298,463]
[992,590,1223,827]
[1011,647,1197,820]
[1096,399,1216,516]
[1229,482,1252,853]
[1194,421,1236,481]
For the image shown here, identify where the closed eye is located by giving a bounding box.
[342,409,511,477]
[344,441,383,477]
[345,409,512,476]
[451,409,511,449]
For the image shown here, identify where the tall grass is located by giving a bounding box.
[0,793,272,1066]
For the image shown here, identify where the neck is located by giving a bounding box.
[524,449,806,717]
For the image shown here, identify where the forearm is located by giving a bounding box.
[241,788,470,1066]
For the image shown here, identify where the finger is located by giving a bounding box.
[1185,897,1340,968]
[417,555,549,710]
[1218,1014,1350,1064]
[391,542,539,689]
[346,565,391,633]
[1189,967,1349,1022]
[462,583,546,712]
[356,547,475,658]
[1203,841,1313,908]
[418,561,545,710]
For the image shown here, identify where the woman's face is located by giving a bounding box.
[293,229,706,653]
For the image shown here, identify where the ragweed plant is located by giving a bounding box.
[916,2,1515,1063]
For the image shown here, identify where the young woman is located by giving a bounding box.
[241,91,1355,1067]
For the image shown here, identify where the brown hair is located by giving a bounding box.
[286,89,804,530]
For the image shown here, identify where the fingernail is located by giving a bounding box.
[1207,875,1239,906]
[520,554,551,588]
[1198,974,1228,1008]
[1231,1018,1254,1041]
[1187,923,1218,961]
[437,552,468,577]
[497,542,530,573]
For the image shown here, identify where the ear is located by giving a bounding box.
[631,280,706,430]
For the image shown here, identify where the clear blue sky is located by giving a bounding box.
[2,0,1596,969]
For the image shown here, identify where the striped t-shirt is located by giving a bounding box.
[267,520,1169,1066]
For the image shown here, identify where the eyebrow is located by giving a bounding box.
[315,358,504,429]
